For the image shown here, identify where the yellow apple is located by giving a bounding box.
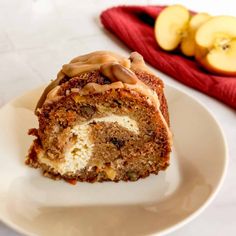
[154,5,190,51]
[195,16,236,75]
[181,13,211,56]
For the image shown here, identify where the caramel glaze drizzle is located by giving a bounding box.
[35,51,157,113]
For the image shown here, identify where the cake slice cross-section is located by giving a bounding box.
[26,51,172,183]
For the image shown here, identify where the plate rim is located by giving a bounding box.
[160,83,228,235]
[0,83,228,236]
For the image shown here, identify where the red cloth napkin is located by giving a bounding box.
[100,6,236,109]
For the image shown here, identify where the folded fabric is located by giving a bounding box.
[100,6,236,109]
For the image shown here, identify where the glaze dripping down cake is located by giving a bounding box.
[26,51,172,183]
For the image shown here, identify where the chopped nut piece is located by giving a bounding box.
[110,137,125,149]
[80,105,96,118]
[112,64,138,84]
[104,167,117,180]
[100,62,118,82]
[127,171,138,181]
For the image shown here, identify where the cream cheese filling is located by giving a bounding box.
[38,115,139,175]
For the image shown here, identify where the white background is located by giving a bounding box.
[0,0,235,235]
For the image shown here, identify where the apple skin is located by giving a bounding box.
[181,13,211,57]
[155,6,236,76]
[180,31,195,57]
[195,45,236,76]
[154,5,190,51]
[195,16,236,76]
[195,16,236,49]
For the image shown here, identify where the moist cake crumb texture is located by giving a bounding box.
[26,51,172,183]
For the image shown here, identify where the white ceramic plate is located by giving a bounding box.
[0,85,227,236]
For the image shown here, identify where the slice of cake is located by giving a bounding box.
[26,51,172,183]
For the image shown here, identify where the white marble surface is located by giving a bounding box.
[0,0,235,235]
